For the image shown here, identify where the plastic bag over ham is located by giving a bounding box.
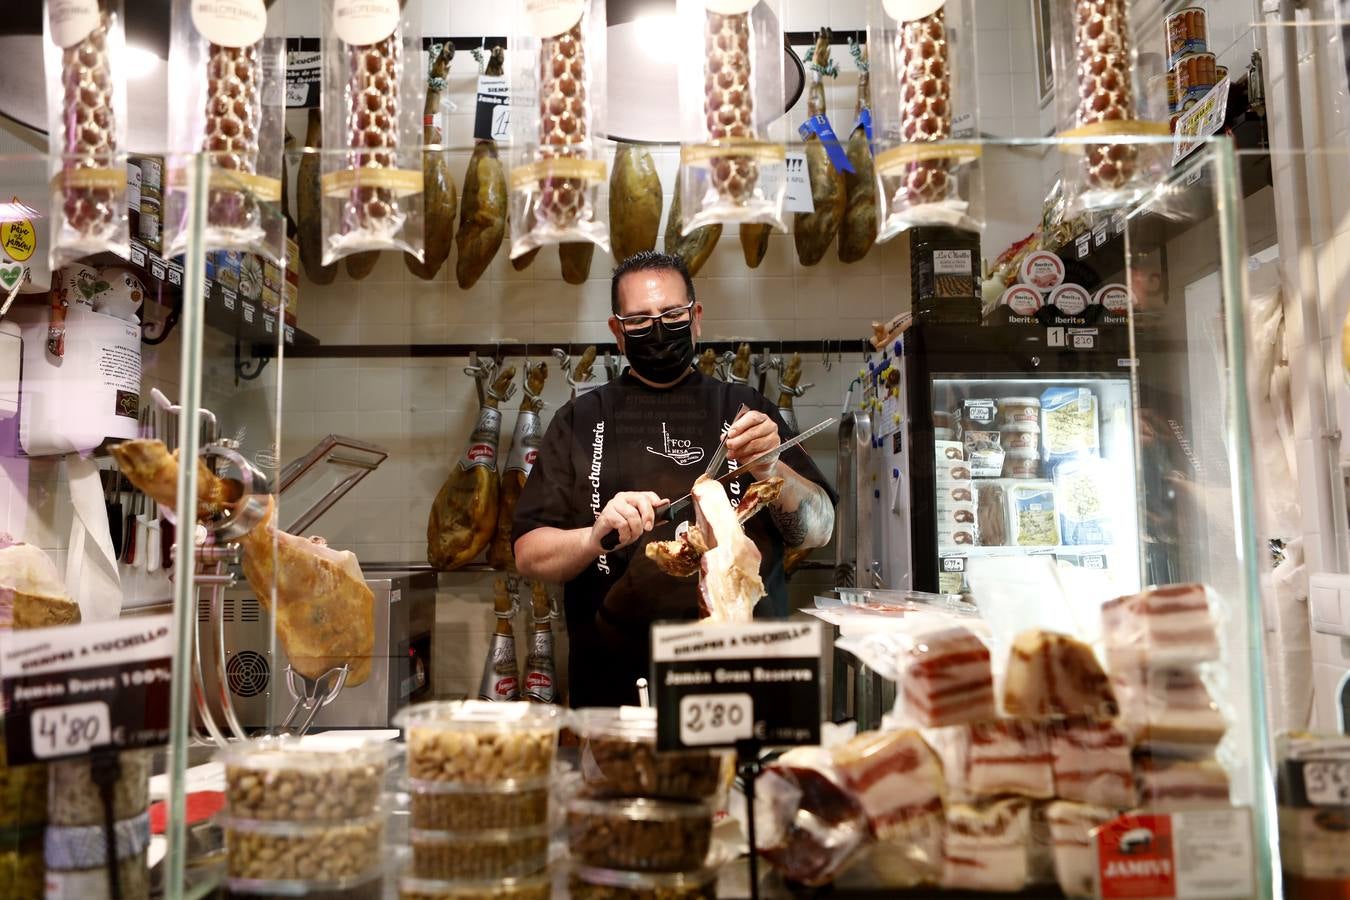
[0,535,80,630]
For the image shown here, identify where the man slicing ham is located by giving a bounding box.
[513,251,837,707]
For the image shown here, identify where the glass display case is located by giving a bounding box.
[0,112,1283,900]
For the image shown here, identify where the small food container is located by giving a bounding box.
[567,798,714,873]
[575,708,729,802]
[226,873,384,900]
[219,739,387,823]
[408,777,550,831]
[44,811,152,900]
[398,874,552,900]
[570,864,719,899]
[410,825,549,881]
[48,751,151,828]
[224,815,384,883]
[395,701,563,785]
[1003,449,1041,479]
[997,397,1041,428]
[1000,428,1040,453]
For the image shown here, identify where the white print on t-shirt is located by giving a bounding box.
[588,420,609,574]
[721,420,742,499]
[646,422,707,467]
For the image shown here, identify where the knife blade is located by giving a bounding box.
[655,415,837,524]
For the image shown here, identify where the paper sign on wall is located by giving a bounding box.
[758,150,813,214]
[475,74,510,142]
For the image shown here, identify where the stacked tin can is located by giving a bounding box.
[1164,7,1223,131]
[566,708,727,898]
[219,739,388,900]
[395,700,562,899]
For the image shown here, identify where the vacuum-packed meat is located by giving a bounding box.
[839,42,877,263]
[536,24,589,231]
[1073,0,1137,190]
[298,109,337,285]
[893,7,951,206]
[56,4,121,247]
[704,10,757,204]
[456,48,508,289]
[665,170,721,276]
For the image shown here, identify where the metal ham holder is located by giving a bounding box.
[149,388,388,742]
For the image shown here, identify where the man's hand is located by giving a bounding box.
[725,410,781,477]
[590,491,667,552]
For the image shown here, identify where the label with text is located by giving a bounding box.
[0,615,174,765]
[651,622,822,751]
[1096,808,1254,899]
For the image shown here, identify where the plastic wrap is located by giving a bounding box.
[675,0,788,233]
[965,720,1054,799]
[574,707,730,802]
[835,614,995,728]
[832,729,944,840]
[1003,628,1117,720]
[1046,801,1116,898]
[1100,583,1221,671]
[566,798,714,872]
[941,798,1036,892]
[165,0,284,260]
[1047,718,1135,807]
[508,0,610,256]
[319,0,424,263]
[755,747,870,887]
[1050,0,1169,215]
[43,0,129,269]
[1111,664,1227,756]
[867,0,980,241]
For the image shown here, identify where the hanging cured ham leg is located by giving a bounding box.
[109,440,376,686]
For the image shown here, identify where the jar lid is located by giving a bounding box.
[398,874,553,897]
[396,700,564,733]
[570,706,657,741]
[217,735,393,772]
[567,797,715,822]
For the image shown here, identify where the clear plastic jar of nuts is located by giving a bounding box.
[408,776,550,831]
[397,874,552,900]
[570,864,719,899]
[394,701,562,786]
[224,815,384,884]
[567,798,714,873]
[574,708,729,802]
[408,825,549,881]
[219,739,388,823]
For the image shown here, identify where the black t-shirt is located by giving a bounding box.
[512,368,836,707]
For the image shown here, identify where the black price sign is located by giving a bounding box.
[651,622,822,752]
[0,615,174,765]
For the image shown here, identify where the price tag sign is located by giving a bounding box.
[285,49,321,108]
[651,621,822,752]
[0,615,174,765]
[1075,232,1091,259]
[1173,79,1230,165]
[474,74,509,142]
[1302,761,1350,804]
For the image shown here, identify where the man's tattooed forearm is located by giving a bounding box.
[770,488,831,548]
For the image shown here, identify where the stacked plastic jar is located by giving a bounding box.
[394,701,562,900]
[44,750,152,900]
[219,739,389,900]
[567,708,726,899]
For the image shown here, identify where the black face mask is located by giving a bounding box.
[623,322,696,385]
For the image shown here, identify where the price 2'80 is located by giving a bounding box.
[678,692,753,747]
[29,701,111,759]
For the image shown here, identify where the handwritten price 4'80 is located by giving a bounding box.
[30,700,111,759]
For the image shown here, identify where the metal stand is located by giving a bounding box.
[278,664,350,735]
[736,739,764,900]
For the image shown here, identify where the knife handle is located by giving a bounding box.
[600,529,622,552]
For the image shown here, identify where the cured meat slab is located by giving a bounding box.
[1003,629,1117,720]
[942,798,1034,892]
[833,729,944,839]
[1047,800,1117,898]
[1102,583,1220,670]
[900,625,996,727]
[967,720,1055,799]
[1113,665,1226,755]
[1049,718,1136,808]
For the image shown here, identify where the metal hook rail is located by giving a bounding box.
[267,338,874,362]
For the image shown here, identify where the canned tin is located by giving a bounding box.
[1165,7,1208,67]
[1174,51,1218,104]
[1216,65,1228,82]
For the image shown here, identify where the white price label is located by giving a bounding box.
[30,701,111,759]
[776,151,814,214]
[491,105,511,142]
[679,693,753,746]
[1304,760,1350,805]
[1072,333,1095,349]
